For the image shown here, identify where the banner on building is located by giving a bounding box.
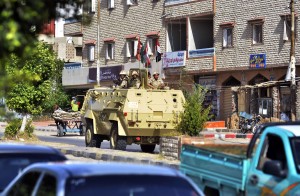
[89,65,123,82]
[249,54,266,68]
[163,51,186,68]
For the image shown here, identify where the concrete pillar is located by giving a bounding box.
[232,91,238,113]
[272,86,279,118]
[250,88,257,114]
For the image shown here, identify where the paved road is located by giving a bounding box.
[0,126,160,153]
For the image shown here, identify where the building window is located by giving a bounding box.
[223,28,233,48]
[248,17,264,45]
[283,18,298,41]
[167,19,186,52]
[75,47,82,57]
[106,43,114,60]
[88,45,95,61]
[146,38,157,56]
[85,0,96,13]
[108,0,114,9]
[126,39,138,58]
[126,0,137,6]
[253,24,263,44]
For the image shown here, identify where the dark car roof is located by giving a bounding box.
[0,143,65,156]
[28,161,181,177]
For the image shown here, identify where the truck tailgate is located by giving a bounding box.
[180,144,248,192]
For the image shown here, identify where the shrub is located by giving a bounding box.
[4,118,35,139]
[25,119,34,137]
[4,119,22,138]
[177,84,212,136]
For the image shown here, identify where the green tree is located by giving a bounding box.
[42,59,69,114]
[5,42,57,131]
[0,0,84,99]
[177,84,212,136]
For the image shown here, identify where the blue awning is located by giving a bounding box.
[64,63,81,69]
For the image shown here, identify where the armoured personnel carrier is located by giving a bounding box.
[80,69,185,152]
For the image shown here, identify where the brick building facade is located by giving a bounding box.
[63,0,300,123]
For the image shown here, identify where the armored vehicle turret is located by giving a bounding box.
[81,69,185,153]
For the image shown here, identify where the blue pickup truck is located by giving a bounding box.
[180,122,300,195]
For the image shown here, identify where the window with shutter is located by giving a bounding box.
[283,18,297,41]
[222,28,233,48]
[252,24,263,44]
[108,0,114,9]
[106,43,114,60]
[91,0,96,12]
[126,40,137,57]
[147,39,154,56]
[126,0,137,6]
[88,45,95,61]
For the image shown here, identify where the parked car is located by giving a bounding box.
[1,162,204,196]
[0,143,67,192]
[180,122,300,195]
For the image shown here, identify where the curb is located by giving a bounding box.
[200,133,253,139]
[57,148,179,169]
[35,128,57,132]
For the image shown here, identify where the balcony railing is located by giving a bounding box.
[165,0,190,5]
[189,47,215,58]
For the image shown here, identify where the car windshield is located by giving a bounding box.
[290,137,300,173]
[66,175,200,196]
[0,154,65,192]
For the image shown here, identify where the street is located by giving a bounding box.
[0,126,160,153]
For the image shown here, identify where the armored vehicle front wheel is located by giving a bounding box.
[140,144,156,153]
[110,125,126,151]
[85,122,101,148]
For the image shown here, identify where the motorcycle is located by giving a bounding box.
[239,112,262,134]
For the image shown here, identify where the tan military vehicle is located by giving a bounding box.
[80,69,185,153]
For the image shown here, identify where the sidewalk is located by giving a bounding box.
[202,127,253,139]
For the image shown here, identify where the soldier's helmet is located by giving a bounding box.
[153,72,159,76]
[119,70,127,75]
[132,71,139,76]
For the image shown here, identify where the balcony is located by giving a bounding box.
[64,22,82,36]
[165,0,214,10]
[165,0,190,6]
[189,47,215,58]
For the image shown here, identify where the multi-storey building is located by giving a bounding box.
[63,0,300,123]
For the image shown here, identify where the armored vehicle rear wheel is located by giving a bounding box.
[85,122,101,148]
[110,125,126,151]
[140,144,156,153]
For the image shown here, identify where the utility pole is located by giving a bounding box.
[290,0,296,120]
[96,0,101,87]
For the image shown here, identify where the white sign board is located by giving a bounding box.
[163,51,186,68]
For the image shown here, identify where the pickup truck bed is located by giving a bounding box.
[180,144,249,193]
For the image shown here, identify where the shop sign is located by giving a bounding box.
[249,54,266,68]
[64,62,81,69]
[163,51,186,68]
[89,65,123,82]
[198,76,216,88]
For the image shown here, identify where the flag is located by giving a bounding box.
[142,42,151,67]
[136,37,142,61]
[155,39,161,62]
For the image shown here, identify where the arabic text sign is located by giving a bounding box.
[89,65,123,81]
[249,54,266,68]
[163,51,186,68]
